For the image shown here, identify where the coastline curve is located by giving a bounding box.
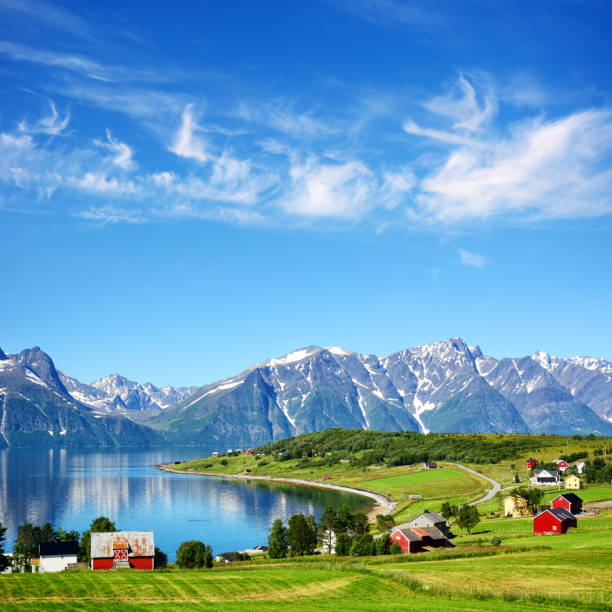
[156,464,396,518]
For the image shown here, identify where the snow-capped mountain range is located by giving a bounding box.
[1,339,611,447]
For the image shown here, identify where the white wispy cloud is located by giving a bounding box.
[94,129,135,170]
[425,73,496,132]
[418,110,612,222]
[18,100,70,136]
[170,104,210,163]
[458,249,486,268]
[403,120,486,148]
[0,0,93,39]
[327,0,442,29]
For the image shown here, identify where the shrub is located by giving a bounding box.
[490,536,502,546]
[154,547,168,568]
[176,540,212,569]
[389,542,402,555]
[220,459,228,466]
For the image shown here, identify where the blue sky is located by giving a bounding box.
[1,0,611,386]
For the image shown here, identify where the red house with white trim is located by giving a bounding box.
[533,509,577,535]
[91,532,154,570]
[551,493,583,515]
[525,458,538,469]
[552,459,569,472]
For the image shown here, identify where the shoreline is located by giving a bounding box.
[156,464,396,519]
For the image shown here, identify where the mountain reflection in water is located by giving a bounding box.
[0,446,370,560]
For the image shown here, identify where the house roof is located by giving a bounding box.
[419,526,446,540]
[39,541,79,557]
[91,532,154,558]
[539,508,575,521]
[409,511,446,524]
[554,493,582,504]
[394,528,423,542]
[535,469,558,477]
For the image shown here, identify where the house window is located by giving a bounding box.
[553,525,557,531]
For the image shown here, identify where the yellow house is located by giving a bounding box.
[564,474,583,490]
[504,495,530,518]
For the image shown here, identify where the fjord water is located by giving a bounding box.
[0,446,371,560]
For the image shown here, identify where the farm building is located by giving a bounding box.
[525,458,538,469]
[533,508,577,535]
[91,532,154,570]
[551,493,583,515]
[390,526,448,553]
[39,541,79,573]
[421,462,437,470]
[405,510,447,533]
[552,459,569,472]
[564,474,583,490]
[530,469,560,486]
[504,495,531,518]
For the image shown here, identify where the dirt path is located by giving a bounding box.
[443,462,501,506]
[157,464,397,519]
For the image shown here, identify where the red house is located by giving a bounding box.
[390,526,448,553]
[91,532,154,570]
[245,449,254,455]
[552,459,569,472]
[533,509,577,535]
[525,458,538,469]
[551,493,583,515]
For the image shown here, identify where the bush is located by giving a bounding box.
[389,542,402,555]
[350,534,374,557]
[334,532,352,556]
[220,459,228,466]
[490,536,502,546]
[154,546,168,568]
[176,540,213,569]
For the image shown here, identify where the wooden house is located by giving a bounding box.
[533,508,576,534]
[563,474,583,490]
[390,525,448,554]
[525,458,538,469]
[405,510,447,532]
[39,541,79,573]
[91,532,154,570]
[530,469,560,486]
[504,495,530,518]
[551,493,583,515]
[552,459,569,472]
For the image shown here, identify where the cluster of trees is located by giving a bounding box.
[258,429,557,467]
[268,504,401,558]
[509,487,544,513]
[440,503,480,534]
[0,522,9,572]
[582,457,612,484]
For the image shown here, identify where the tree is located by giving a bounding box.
[0,522,9,573]
[267,519,288,559]
[154,547,168,569]
[80,516,117,564]
[375,514,395,534]
[440,502,458,519]
[456,505,480,534]
[334,532,352,556]
[513,473,520,483]
[287,513,316,556]
[352,512,370,536]
[318,506,337,553]
[204,544,214,568]
[176,540,206,569]
[375,534,391,556]
[350,534,374,557]
[13,523,37,571]
[389,542,402,555]
[335,504,355,533]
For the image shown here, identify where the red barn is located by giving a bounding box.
[91,531,154,570]
[551,493,583,515]
[533,509,577,535]
[525,458,538,469]
[390,526,448,553]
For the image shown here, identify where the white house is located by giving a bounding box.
[530,469,560,486]
[575,461,585,474]
[39,541,79,573]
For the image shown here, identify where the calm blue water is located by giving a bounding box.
[0,446,370,560]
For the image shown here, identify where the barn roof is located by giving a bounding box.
[39,541,79,557]
[91,531,154,558]
[410,511,445,524]
[554,493,582,504]
[541,508,575,521]
[394,528,422,542]
[419,525,446,540]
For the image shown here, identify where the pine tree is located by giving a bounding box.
[267,519,288,559]
[317,505,337,553]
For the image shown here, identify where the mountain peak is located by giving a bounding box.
[0,346,6,360]
[15,346,68,395]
